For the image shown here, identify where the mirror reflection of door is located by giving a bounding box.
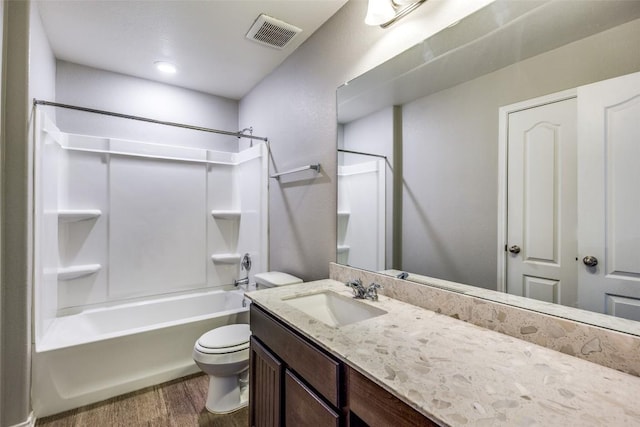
[504,71,640,319]
[577,71,640,320]
[506,96,578,307]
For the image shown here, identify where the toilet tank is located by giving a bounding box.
[254,272,302,289]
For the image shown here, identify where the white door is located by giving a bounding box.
[577,71,640,320]
[506,98,578,306]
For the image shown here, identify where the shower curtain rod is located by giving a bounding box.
[338,149,387,159]
[33,99,268,142]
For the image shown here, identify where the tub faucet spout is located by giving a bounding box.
[234,277,249,288]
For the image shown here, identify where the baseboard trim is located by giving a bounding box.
[9,412,36,427]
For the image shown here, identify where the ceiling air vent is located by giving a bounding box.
[246,14,302,50]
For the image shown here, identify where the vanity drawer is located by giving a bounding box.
[348,367,437,427]
[285,369,340,427]
[250,304,341,407]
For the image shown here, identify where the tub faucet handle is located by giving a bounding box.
[241,253,252,272]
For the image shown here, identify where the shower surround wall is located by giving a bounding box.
[35,111,267,338]
[337,157,385,271]
[32,112,267,415]
[338,107,395,270]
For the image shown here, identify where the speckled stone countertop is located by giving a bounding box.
[246,279,640,426]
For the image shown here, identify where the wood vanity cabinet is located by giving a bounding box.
[249,304,343,427]
[347,367,438,427]
[249,303,438,427]
[249,336,283,426]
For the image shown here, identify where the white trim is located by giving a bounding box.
[9,412,36,427]
[337,161,379,176]
[376,158,386,270]
[496,88,577,293]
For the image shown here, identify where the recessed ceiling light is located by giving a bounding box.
[155,61,177,74]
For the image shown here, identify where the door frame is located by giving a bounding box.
[496,88,577,293]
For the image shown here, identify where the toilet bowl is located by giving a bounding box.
[193,271,302,414]
[192,324,251,414]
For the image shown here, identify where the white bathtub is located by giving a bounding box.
[31,289,249,417]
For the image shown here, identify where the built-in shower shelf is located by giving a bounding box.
[211,254,242,264]
[211,210,242,220]
[57,264,102,281]
[337,211,350,219]
[337,245,350,254]
[58,209,102,222]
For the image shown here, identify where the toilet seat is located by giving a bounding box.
[196,324,250,355]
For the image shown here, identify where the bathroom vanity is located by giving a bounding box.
[249,303,433,426]
[246,279,640,426]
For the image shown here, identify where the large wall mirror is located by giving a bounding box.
[337,0,640,335]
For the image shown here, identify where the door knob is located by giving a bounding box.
[583,255,598,267]
[508,245,521,254]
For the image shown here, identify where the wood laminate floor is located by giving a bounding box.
[36,373,248,427]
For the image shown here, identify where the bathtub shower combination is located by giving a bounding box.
[31,110,267,417]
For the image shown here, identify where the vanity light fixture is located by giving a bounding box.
[154,61,177,74]
[365,0,426,28]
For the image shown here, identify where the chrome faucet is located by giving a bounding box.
[234,253,252,289]
[234,277,250,288]
[346,279,367,299]
[365,282,382,301]
[345,279,382,301]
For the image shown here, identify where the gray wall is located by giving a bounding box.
[55,61,240,151]
[239,0,490,281]
[401,17,640,289]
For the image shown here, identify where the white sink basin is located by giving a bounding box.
[283,291,387,327]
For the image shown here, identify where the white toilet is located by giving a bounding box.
[192,271,302,413]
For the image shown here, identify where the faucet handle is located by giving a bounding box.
[345,279,365,298]
[345,278,362,287]
[365,282,382,301]
[241,253,252,271]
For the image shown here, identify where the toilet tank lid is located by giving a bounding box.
[255,272,303,287]
[198,324,250,349]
